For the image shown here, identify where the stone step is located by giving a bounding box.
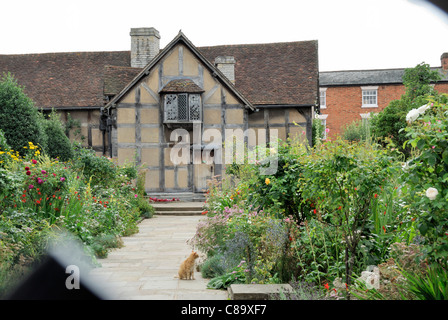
[150,201,205,216]
[151,204,204,211]
[154,210,204,216]
[146,192,206,202]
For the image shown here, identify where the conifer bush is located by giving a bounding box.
[0,73,47,151]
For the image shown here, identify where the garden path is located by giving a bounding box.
[88,213,228,300]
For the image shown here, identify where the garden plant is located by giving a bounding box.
[0,73,154,298]
[189,63,448,300]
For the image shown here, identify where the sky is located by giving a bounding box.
[1,0,447,71]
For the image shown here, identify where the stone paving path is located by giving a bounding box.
[88,215,228,300]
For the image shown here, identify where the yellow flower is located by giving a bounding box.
[265,178,271,185]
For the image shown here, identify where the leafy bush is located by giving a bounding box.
[207,260,249,289]
[399,263,448,300]
[342,119,371,142]
[72,142,117,187]
[0,73,47,151]
[0,129,11,168]
[41,110,74,161]
[401,96,448,264]
[200,253,226,279]
[370,63,441,157]
[0,139,152,296]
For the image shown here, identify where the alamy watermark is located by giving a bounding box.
[170,126,279,175]
[65,265,80,290]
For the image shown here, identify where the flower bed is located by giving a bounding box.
[0,140,154,297]
[191,97,448,300]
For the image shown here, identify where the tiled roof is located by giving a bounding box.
[199,41,319,106]
[103,65,141,96]
[160,79,204,93]
[320,67,448,87]
[0,51,130,108]
[0,39,319,109]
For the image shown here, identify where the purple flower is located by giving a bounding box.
[134,194,138,198]
[28,184,34,189]
[60,177,65,182]
[41,170,47,174]
[37,178,43,184]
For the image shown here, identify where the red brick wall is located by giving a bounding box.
[321,84,406,137]
[435,83,448,94]
[321,83,448,138]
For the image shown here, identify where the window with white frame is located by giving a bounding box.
[361,86,378,108]
[320,88,327,109]
[318,114,328,139]
[164,93,202,123]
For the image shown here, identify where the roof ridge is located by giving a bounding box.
[0,50,130,57]
[198,39,317,50]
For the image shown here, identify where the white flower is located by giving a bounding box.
[417,103,431,114]
[426,187,438,200]
[406,108,420,123]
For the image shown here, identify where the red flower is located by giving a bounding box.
[382,226,386,233]
[313,209,317,214]
[374,194,378,198]
[25,166,30,171]
[202,210,208,215]
[26,171,31,175]
[324,283,329,290]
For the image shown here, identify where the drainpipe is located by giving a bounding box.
[100,107,115,157]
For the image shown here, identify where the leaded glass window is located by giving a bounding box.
[189,94,201,121]
[165,94,178,121]
[164,93,202,122]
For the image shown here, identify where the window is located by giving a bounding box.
[320,88,327,109]
[164,93,202,123]
[318,114,328,139]
[361,86,378,108]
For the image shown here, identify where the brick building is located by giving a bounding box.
[319,53,448,138]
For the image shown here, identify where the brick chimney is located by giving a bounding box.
[441,52,448,71]
[130,27,160,68]
[215,56,236,84]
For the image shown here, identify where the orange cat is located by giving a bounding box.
[178,251,199,280]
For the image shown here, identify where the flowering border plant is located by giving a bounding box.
[402,95,448,264]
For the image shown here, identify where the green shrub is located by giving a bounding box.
[399,263,448,300]
[42,110,74,161]
[342,119,371,142]
[312,113,325,146]
[200,254,226,279]
[0,73,47,151]
[72,142,117,187]
[370,63,441,157]
[401,96,448,263]
[0,129,11,167]
[90,234,124,258]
